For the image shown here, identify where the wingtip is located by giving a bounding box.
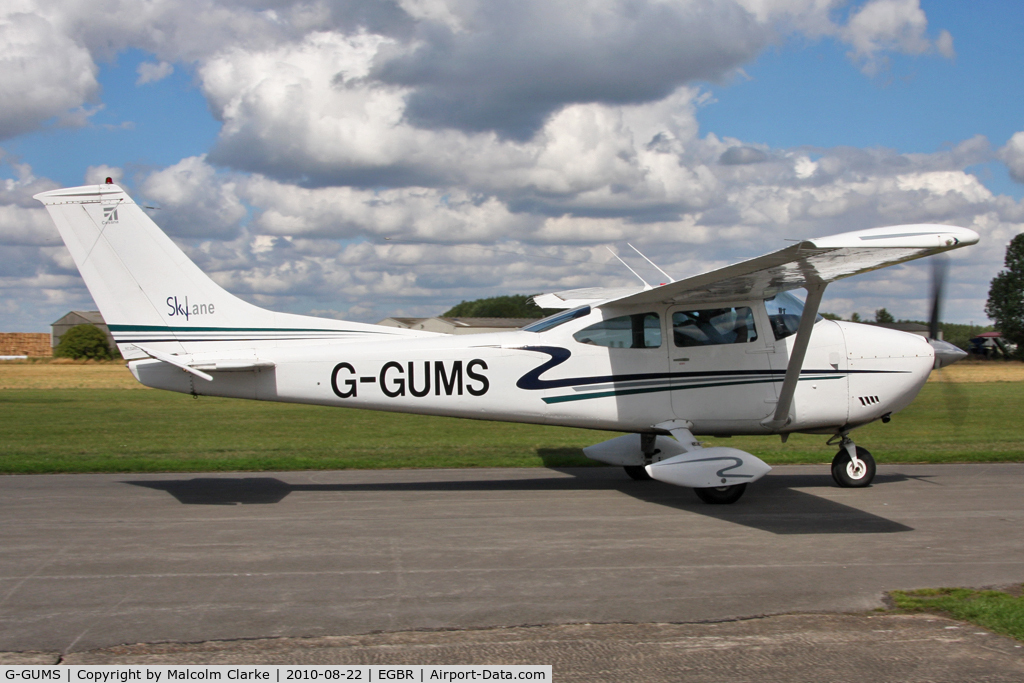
[953,226,981,246]
[807,223,980,250]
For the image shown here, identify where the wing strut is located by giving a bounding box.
[763,281,826,431]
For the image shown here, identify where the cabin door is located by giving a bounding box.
[667,303,778,428]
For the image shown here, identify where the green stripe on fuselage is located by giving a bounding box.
[541,374,843,404]
[108,324,379,333]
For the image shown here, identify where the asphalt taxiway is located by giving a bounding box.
[1,464,1023,668]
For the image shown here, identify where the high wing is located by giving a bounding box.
[534,223,979,310]
[533,286,645,309]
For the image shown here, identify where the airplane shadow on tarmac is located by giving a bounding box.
[124,462,914,537]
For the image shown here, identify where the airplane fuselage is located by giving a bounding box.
[129,301,935,437]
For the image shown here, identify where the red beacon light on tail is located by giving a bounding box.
[105,177,113,184]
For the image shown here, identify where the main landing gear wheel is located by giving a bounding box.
[624,465,652,481]
[831,446,876,488]
[694,483,747,504]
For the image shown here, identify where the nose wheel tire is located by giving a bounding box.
[694,483,747,504]
[624,465,653,481]
[831,447,876,488]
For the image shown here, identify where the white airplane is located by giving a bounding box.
[35,180,976,504]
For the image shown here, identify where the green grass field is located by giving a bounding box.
[891,587,1024,642]
[0,381,1021,473]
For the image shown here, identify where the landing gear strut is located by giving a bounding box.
[624,433,658,481]
[830,436,875,488]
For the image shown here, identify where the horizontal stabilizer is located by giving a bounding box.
[191,360,276,372]
[135,344,276,381]
[135,345,213,382]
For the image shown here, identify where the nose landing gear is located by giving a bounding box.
[830,435,876,487]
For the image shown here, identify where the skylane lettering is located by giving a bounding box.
[166,295,215,321]
[331,360,489,399]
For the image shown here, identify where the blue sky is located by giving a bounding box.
[703,4,1023,149]
[10,4,1024,195]
[4,49,220,188]
[1,0,1022,331]
[696,2,1024,199]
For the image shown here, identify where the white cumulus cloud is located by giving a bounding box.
[84,165,124,185]
[136,60,173,85]
[842,0,953,74]
[0,9,98,139]
[140,155,248,238]
[999,132,1024,184]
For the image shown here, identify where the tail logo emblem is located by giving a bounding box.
[102,206,119,224]
[166,295,215,320]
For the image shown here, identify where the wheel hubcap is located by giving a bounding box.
[846,461,866,479]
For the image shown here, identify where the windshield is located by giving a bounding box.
[764,291,823,341]
[523,305,591,333]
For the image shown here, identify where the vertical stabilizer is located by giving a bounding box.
[35,183,430,357]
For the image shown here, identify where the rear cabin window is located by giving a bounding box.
[573,313,662,349]
[672,307,757,347]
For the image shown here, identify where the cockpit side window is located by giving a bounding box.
[764,291,823,341]
[672,307,757,347]
[523,305,591,333]
[573,312,662,348]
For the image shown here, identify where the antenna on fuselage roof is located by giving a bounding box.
[628,243,675,284]
[606,246,653,290]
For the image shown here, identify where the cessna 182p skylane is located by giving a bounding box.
[35,180,977,504]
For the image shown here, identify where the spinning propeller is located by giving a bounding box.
[926,255,969,427]
[927,255,968,369]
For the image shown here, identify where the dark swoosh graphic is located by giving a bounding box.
[676,455,754,480]
[513,345,908,404]
[515,346,576,389]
